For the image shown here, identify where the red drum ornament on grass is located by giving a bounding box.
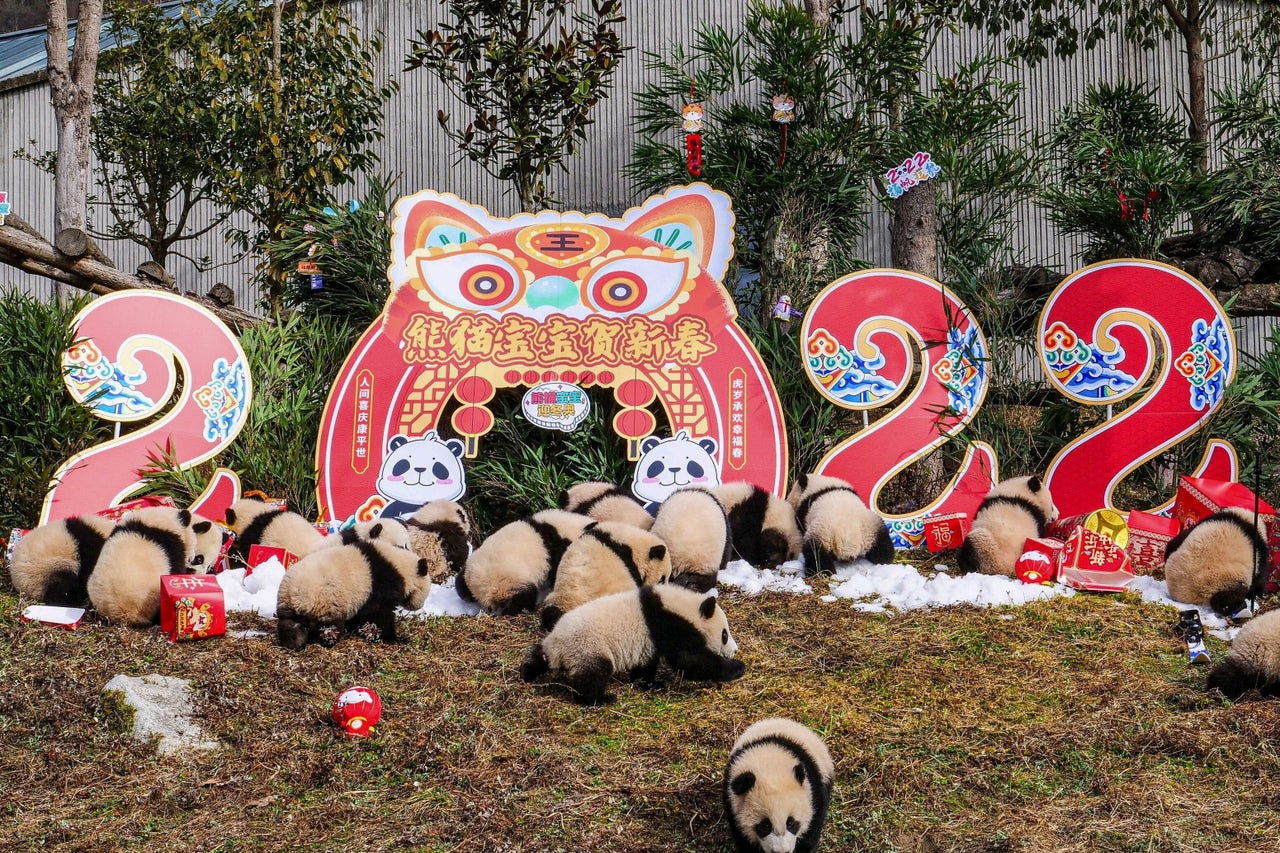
[333,686,382,738]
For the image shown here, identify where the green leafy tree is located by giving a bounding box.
[198,0,396,312]
[1042,82,1205,262]
[406,0,627,211]
[91,0,227,271]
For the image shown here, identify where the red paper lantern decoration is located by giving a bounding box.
[452,375,496,457]
[332,686,382,738]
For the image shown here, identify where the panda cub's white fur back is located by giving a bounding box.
[457,509,593,615]
[651,487,731,592]
[541,521,671,630]
[561,481,655,530]
[7,513,115,605]
[1207,608,1280,699]
[786,474,895,576]
[724,718,835,853]
[224,497,325,560]
[712,481,801,568]
[276,538,431,648]
[404,500,472,584]
[87,507,207,627]
[1164,506,1269,617]
[520,584,744,705]
[956,475,1057,578]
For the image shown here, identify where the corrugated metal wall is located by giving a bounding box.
[0,0,1275,354]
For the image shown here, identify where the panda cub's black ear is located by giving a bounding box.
[193,520,212,534]
[557,489,571,509]
[1027,476,1042,493]
[369,522,384,540]
[417,559,430,577]
[797,473,809,491]
[649,544,667,562]
[223,508,237,525]
[699,596,716,620]
[177,509,192,527]
[794,763,806,784]
[731,772,756,796]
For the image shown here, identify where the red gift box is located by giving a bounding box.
[21,605,85,630]
[246,544,299,574]
[1125,510,1181,574]
[1046,513,1091,542]
[1059,527,1135,592]
[923,512,969,553]
[95,495,177,522]
[1015,537,1064,584]
[1173,477,1278,582]
[160,575,226,642]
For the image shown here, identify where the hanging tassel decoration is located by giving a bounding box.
[682,80,704,177]
[1143,190,1158,222]
[772,91,795,167]
[1118,192,1132,221]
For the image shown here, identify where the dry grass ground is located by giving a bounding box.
[2,579,1278,853]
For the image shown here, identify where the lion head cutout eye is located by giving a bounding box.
[414,250,527,312]
[583,257,689,316]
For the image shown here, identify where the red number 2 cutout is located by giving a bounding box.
[40,291,251,524]
[801,269,997,547]
[1038,260,1237,517]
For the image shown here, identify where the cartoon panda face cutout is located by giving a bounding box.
[376,431,466,520]
[632,430,721,506]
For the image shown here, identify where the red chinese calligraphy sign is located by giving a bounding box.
[315,184,787,522]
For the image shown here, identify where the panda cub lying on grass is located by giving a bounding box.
[521,584,744,705]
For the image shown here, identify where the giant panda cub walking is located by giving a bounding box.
[1164,507,1269,617]
[456,509,594,615]
[7,514,116,605]
[540,521,671,630]
[956,475,1058,578]
[651,487,732,592]
[520,584,744,705]
[561,481,655,531]
[1206,608,1280,699]
[786,474,895,575]
[724,718,835,853]
[86,507,214,626]
[404,499,472,584]
[711,482,801,567]
[224,496,325,562]
[276,536,432,649]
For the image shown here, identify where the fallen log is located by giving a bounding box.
[0,216,259,330]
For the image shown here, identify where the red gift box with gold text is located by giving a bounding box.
[1058,527,1135,593]
[1015,537,1064,584]
[923,512,969,553]
[1125,510,1180,574]
[160,575,225,642]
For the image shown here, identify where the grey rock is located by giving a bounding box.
[102,674,219,755]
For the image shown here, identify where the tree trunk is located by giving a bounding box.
[891,180,938,277]
[803,0,832,27]
[1184,0,1208,174]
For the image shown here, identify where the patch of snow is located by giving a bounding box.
[824,559,1072,612]
[402,578,481,618]
[718,559,812,596]
[216,560,285,619]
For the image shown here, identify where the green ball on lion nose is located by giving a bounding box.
[526,276,580,310]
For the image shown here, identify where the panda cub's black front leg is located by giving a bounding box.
[628,657,660,687]
[568,656,616,705]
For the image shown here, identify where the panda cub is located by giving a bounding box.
[561,481,655,530]
[724,718,835,853]
[224,497,324,561]
[7,513,115,605]
[956,475,1058,578]
[86,507,212,627]
[651,487,732,593]
[1164,506,1269,617]
[541,521,672,630]
[712,481,801,567]
[1206,608,1280,699]
[311,519,413,552]
[456,509,593,615]
[520,584,744,705]
[405,500,472,584]
[786,474,895,575]
[275,539,432,649]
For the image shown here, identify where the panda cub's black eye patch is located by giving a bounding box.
[786,817,800,833]
[191,555,204,565]
[755,818,772,838]
[722,629,728,644]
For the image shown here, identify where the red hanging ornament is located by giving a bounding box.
[683,80,703,177]
[772,92,795,167]
[1118,192,1132,221]
[1143,190,1158,221]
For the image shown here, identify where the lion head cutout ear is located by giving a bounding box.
[622,183,735,283]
